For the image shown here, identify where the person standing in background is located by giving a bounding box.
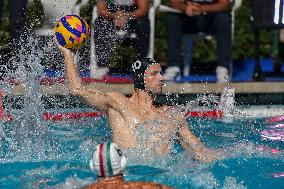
[164,0,232,83]
[0,0,27,48]
[92,0,150,79]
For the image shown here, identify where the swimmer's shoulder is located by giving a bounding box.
[106,92,129,102]
[127,181,174,189]
[83,183,119,189]
[84,181,173,189]
[157,105,174,113]
[83,183,97,189]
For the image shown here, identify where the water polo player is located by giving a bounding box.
[84,142,173,189]
[57,42,221,162]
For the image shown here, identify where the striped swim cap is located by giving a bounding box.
[89,143,127,177]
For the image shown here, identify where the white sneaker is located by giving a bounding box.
[216,66,229,83]
[163,66,180,81]
[90,67,109,79]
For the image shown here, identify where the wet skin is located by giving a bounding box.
[58,45,220,162]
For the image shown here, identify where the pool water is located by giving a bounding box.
[0,109,283,189]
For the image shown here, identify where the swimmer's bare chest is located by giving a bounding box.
[107,102,175,149]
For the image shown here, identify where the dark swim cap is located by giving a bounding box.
[131,58,159,90]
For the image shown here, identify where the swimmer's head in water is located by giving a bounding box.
[89,143,127,177]
[131,58,160,91]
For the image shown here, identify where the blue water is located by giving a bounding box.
[0,111,283,189]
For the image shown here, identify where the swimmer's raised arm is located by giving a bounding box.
[177,121,220,163]
[57,45,121,112]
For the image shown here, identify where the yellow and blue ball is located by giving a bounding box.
[55,15,90,50]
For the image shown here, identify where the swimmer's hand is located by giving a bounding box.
[202,149,224,163]
[54,37,76,56]
[194,148,225,163]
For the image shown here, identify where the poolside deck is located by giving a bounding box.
[8,81,284,95]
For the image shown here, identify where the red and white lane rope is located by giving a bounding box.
[265,115,284,123]
[0,90,224,121]
[0,111,223,121]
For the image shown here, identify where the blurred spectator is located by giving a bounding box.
[164,0,232,83]
[0,0,28,48]
[92,0,150,79]
[84,142,173,189]
[272,29,284,76]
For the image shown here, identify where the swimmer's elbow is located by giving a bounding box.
[69,86,83,96]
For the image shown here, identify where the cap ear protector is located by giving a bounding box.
[131,58,159,90]
[89,143,127,177]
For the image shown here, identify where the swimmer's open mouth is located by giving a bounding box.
[158,82,165,86]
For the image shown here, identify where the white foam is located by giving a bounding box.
[222,176,247,189]
[191,172,219,189]
[53,176,94,189]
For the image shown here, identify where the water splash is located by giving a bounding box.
[125,119,179,168]
[222,177,247,189]
[167,86,246,122]
[0,33,55,162]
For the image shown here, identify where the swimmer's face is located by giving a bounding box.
[144,64,163,94]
